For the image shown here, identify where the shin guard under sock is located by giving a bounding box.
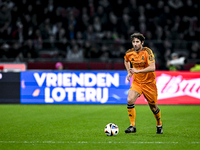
[153,108,162,126]
[127,104,136,127]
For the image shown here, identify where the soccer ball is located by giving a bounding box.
[104,123,119,136]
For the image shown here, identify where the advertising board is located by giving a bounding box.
[0,63,26,72]
[20,71,200,105]
[0,72,20,103]
[20,71,129,104]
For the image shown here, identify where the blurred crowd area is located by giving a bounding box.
[0,0,200,70]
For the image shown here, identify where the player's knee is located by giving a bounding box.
[149,104,158,112]
[127,97,137,105]
[127,91,140,105]
[151,107,157,113]
[127,98,134,105]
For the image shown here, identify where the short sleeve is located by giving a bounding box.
[147,49,155,64]
[124,54,129,62]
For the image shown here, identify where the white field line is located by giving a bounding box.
[0,141,199,144]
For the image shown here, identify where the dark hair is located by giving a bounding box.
[130,33,145,42]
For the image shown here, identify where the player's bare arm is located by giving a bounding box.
[129,62,156,74]
[124,59,132,82]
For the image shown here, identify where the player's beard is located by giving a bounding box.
[134,45,141,52]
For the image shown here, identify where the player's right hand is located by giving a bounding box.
[126,73,132,82]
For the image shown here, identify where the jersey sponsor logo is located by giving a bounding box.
[133,62,146,68]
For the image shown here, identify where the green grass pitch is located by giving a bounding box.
[0,104,200,150]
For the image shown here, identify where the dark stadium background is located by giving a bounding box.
[0,2,200,150]
[0,0,199,70]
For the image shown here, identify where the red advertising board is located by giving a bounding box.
[135,71,200,105]
[0,63,26,72]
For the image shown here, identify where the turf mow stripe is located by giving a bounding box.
[0,141,199,144]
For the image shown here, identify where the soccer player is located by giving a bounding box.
[124,33,163,134]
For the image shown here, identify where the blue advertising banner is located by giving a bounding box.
[20,71,130,104]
